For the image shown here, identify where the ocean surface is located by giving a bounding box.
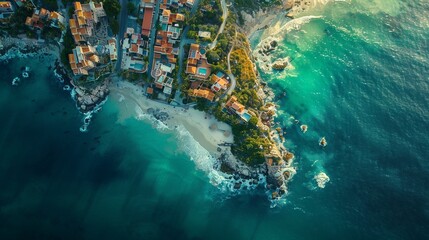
[1,0,429,239]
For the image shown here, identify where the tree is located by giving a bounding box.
[127,2,136,15]
[249,116,258,127]
[101,0,121,34]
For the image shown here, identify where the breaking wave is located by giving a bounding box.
[253,15,323,72]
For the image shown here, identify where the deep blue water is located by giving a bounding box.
[1,0,429,239]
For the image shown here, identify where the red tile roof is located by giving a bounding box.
[141,7,154,37]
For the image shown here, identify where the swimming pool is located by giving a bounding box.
[241,112,252,122]
[198,68,207,75]
[132,63,144,71]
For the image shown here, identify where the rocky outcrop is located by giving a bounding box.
[218,151,267,179]
[272,57,290,70]
[74,81,110,113]
[147,108,170,122]
[265,143,295,198]
[258,40,279,56]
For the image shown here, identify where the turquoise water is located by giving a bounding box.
[198,67,207,75]
[242,112,252,122]
[131,62,145,71]
[1,0,429,239]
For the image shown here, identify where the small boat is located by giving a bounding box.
[319,137,327,147]
[22,71,29,78]
[12,77,20,85]
[300,124,308,133]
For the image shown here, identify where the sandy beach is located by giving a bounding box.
[109,81,234,155]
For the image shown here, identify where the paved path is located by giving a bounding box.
[176,0,201,85]
[146,1,161,77]
[115,0,129,72]
[209,0,228,50]
[225,31,238,96]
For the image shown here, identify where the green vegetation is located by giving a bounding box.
[42,26,62,42]
[232,0,283,24]
[206,14,237,70]
[42,0,58,10]
[61,28,76,71]
[2,2,33,36]
[101,0,121,34]
[212,104,271,166]
[127,2,137,16]
[187,0,223,41]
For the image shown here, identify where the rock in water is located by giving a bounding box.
[314,172,330,188]
[319,137,327,147]
[272,58,290,70]
[300,124,308,133]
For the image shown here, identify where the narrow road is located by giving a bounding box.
[225,31,238,96]
[176,0,201,85]
[146,1,161,77]
[115,0,129,72]
[209,0,228,50]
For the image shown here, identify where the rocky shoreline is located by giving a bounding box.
[73,81,110,113]
[0,33,110,116]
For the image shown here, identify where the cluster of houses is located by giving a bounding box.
[123,1,233,108]
[0,1,65,29]
[0,0,27,23]
[67,1,117,77]
[25,7,65,30]
[121,27,147,73]
[0,1,14,23]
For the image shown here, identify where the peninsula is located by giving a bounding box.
[0,0,305,200]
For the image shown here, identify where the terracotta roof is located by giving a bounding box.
[141,7,154,37]
[83,11,92,19]
[69,19,77,28]
[174,13,185,22]
[232,102,245,112]
[130,44,138,53]
[74,2,82,11]
[40,8,48,16]
[217,78,229,87]
[226,96,238,108]
[189,89,215,102]
[147,87,153,94]
[186,66,197,74]
[25,17,32,26]
[68,53,75,64]
[0,2,11,8]
[50,11,60,19]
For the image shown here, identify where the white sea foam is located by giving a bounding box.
[254,16,323,72]
[53,69,64,83]
[314,172,330,188]
[0,47,38,62]
[79,96,108,133]
[175,125,227,185]
[12,77,20,86]
[134,105,169,131]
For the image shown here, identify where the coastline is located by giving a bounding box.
[109,80,234,158]
[0,35,60,61]
[0,1,321,200]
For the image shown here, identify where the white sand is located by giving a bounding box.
[109,81,234,155]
